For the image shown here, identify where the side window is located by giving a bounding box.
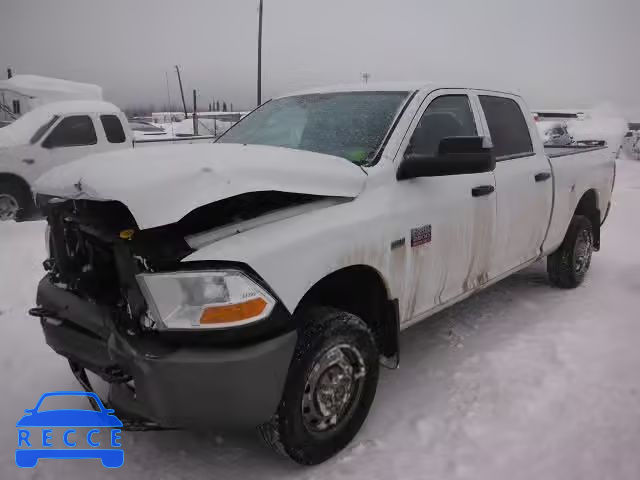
[100,115,126,143]
[479,96,533,159]
[43,115,97,148]
[408,95,477,156]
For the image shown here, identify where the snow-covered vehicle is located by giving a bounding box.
[30,83,615,465]
[0,101,132,220]
[128,121,169,141]
[537,121,574,146]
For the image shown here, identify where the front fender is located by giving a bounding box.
[182,198,399,314]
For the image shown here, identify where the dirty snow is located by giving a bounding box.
[1,155,640,479]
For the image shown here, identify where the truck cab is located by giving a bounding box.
[0,100,131,220]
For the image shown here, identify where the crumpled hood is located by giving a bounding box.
[34,143,366,229]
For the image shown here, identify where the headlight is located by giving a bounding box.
[136,270,276,330]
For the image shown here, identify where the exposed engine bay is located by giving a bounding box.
[38,191,321,332]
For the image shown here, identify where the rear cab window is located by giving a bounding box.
[100,115,126,143]
[479,95,534,160]
[43,115,97,148]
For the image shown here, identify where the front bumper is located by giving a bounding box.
[34,277,297,429]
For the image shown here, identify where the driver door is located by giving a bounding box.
[393,91,497,325]
[37,115,102,177]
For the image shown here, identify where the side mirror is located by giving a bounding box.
[397,136,495,180]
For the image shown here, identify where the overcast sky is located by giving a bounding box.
[1,0,638,117]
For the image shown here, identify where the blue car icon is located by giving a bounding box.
[16,391,124,468]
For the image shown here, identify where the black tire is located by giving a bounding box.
[547,215,594,288]
[0,179,32,221]
[259,307,379,465]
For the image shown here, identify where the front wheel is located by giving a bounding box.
[259,307,379,465]
[0,180,32,221]
[547,215,593,288]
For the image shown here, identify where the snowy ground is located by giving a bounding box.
[1,155,640,480]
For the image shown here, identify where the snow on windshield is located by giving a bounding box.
[0,108,58,147]
[217,92,409,164]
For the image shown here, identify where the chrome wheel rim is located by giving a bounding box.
[574,228,592,274]
[0,194,19,221]
[301,344,366,433]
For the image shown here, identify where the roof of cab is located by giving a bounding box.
[277,82,520,99]
[29,100,122,116]
[278,82,429,98]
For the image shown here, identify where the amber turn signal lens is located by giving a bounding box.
[200,297,268,325]
[119,229,135,240]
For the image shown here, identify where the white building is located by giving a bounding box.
[0,75,103,122]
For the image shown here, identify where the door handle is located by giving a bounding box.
[471,185,495,197]
[535,172,552,182]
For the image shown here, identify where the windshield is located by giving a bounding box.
[0,107,65,147]
[217,91,409,164]
[30,115,60,144]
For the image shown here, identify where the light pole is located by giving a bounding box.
[257,0,263,107]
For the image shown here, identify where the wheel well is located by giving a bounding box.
[575,189,600,250]
[0,173,31,194]
[296,266,400,363]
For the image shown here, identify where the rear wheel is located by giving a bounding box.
[259,307,379,465]
[547,215,593,288]
[0,180,31,221]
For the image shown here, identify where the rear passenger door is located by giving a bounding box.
[475,94,553,278]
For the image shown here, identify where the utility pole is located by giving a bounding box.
[257,0,263,107]
[175,65,188,118]
[192,89,198,136]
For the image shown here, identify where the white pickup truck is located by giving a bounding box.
[0,100,132,220]
[30,83,615,465]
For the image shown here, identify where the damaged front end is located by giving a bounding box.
[40,198,191,330]
[30,194,303,430]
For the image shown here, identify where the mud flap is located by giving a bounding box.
[379,299,400,369]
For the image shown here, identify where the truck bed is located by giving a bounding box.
[542,143,615,255]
